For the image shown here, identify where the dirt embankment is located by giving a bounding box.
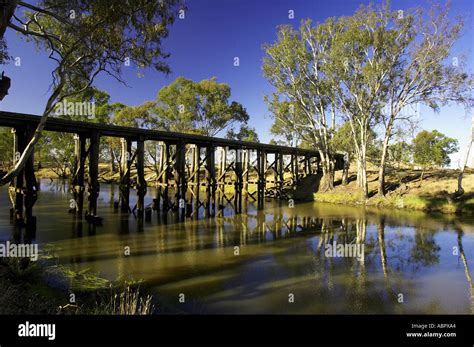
[294,168,474,215]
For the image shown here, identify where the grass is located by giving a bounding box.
[0,257,155,315]
[310,167,474,215]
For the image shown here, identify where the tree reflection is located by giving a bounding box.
[456,227,473,314]
[409,227,440,271]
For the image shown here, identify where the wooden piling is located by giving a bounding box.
[257,149,266,209]
[87,131,100,217]
[136,137,146,219]
[174,142,186,219]
[234,148,243,214]
[205,145,216,217]
[120,138,132,213]
[242,149,249,210]
[190,144,200,218]
[162,142,171,211]
[73,134,86,216]
[216,147,227,215]
[276,151,284,198]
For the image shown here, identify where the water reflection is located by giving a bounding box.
[0,179,473,314]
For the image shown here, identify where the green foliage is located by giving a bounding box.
[0,127,13,163]
[331,122,380,163]
[226,125,259,142]
[331,122,354,159]
[0,39,8,65]
[410,231,441,268]
[262,19,336,149]
[11,0,183,92]
[113,102,153,128]
[267,98,305,147]
[39,132,75,177]
[388,141,413,167]
[263,1,472,196]
[47,265,110,290]
[153,77,249,136]
[41,88,121,176]
[413,130,459,169]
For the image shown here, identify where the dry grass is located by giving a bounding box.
[312,168,474,214]
[109,286,154,315]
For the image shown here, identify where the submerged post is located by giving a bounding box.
[87,131,100,217]
[277,151,284,198]
[205,145,216,217]
[216,146,227,215]
[136,137,146,219]
[174,141,186,219]
[72,134,86,216]
[257,149,266,209]
[162,142,171,212]
[190,144,200,218]
[242,149,249,210]
[120,138,132,213]
[234,148,243,214]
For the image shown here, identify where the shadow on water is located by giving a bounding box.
[0,178,473,314]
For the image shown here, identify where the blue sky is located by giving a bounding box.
[1,0,473,165]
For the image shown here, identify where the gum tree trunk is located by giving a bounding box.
[378,115,395,196]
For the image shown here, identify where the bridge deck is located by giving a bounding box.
[0,111,343,159]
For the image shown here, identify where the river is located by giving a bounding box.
[1,179,473,314]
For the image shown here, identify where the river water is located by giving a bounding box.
[1,179,473,314]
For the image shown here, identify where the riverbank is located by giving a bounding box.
[18,165,474,215]
[0,258,154,315]
[0,259,62,314]
[307,168,474,215]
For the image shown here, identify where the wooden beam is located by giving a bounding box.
[0,112,344,161]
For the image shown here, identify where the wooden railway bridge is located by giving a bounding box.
[0,111,345,229]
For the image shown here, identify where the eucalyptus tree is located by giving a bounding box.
[375,2,473,196]
[226,125,260,142]
[0,0,183,185]
[152,76,249,137]
[263,19,340,191]
[325,3,402,199]
[412,130,458,184]
[331,122,354,185]
[266,98,306,147]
